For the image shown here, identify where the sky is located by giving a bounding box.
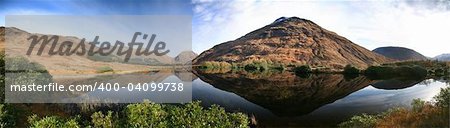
[1,0,449,57]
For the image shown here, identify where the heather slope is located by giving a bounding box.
[193,17,390,69]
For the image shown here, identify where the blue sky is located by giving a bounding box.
[1,0,449,57]
[0,0,193,25]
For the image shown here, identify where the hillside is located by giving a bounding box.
[0,27,162,75]
[373,46,428,61]
[193,17,391,69]
[174,51,198,64]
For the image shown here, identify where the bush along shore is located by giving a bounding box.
[339,86,449,128]
[196,60,450,80]
[0,101,250,128]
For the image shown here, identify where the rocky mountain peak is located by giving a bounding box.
[238,17,324,41]
[174,51,198,64]
[193,17,391,69]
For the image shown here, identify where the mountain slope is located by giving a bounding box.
[193,17,390,69]
[174,51,198,64]
[0,27,162,74]
[373,46,427,61]
[434,53,450,61]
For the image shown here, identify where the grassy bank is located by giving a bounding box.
[339,87,449,128]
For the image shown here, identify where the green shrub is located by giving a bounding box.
[364,66,395,78]
[340,87,450,128]
[434,87,450,109]
[166,102,248,128]
[364,65,427,79]
[244,64,258,71]
[411,98,426,112]
[199,61,232,69]
[4,56,53,102]
[91,111,119,128]
[338,113,379,128]
[28,115,81,128]
[124,101,168,127]
[0,104,15,127]
[242,60,269,72]
[96,66,114,73]
[293,65,311,75]
[343,65,360,74]
[200,60,286,72]
[381,60,449,77]
[124,101,249,128]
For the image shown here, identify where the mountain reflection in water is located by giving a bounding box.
[192,70,448,127]
[18,70,447,127]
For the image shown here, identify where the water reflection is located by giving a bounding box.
[55,70,193,103]
[194,70,375,116]
[9,69,447,127]
[371,78,423,90]
[192,70,448,127]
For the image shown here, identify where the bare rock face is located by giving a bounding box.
[193,17,391,69]
[174,51,198,64]
[373,46,428,61]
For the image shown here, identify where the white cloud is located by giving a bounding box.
[192,0,450,57]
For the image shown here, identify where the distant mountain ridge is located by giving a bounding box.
[174,51,198,64]
[0,27,196,74]
[193,17,391,69]
[434,53,450,61]
[372,46,428,61]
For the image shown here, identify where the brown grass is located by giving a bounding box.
[376,104,449,128]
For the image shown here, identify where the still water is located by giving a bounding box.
[191,71,448,127]
[41,70,449,127]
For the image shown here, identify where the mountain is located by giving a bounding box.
[0,27,171,74]
[174,51,198,64]
[193,17,390,69]
[372,46,428,61]
[434,53,450,61]
[0,27,4,50]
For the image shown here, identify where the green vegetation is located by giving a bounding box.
[364,65,427,79]
[96,66,114,73]
[91,111,118,128]
[339,87,450,128]
[336,61,448,80]
[28,115,81,128]
[343,65,360,75]
[293,65,311,74]
[293,65,312,78]
[198,59,286,72]
[198,60,449,80]
[0,53,5,103]
[338,113,379,128]
[3,55,53,103]
[382,60,449,77]
[0,53,249,127]
[199,61,232,69]
[123,101,249,128]
[1,101,249,127]
[0,104,16,127]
